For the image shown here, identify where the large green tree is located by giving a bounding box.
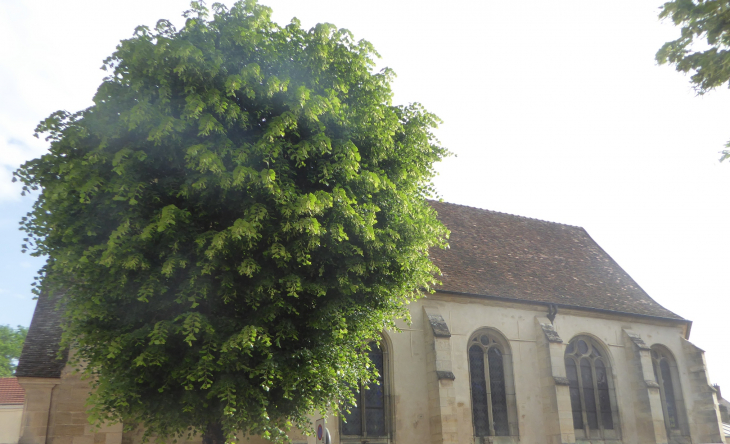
[657,0,730,158]
[14,1,449,442]
[0,325,28,377]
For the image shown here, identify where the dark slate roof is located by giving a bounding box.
[0,377,24,404]
[16,289,68,378]
[429,201,684,320]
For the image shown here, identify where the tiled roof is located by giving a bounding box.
[0,377,25,405]
[430,201,684,320]
[16,289,68,378]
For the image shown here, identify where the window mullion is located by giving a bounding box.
[575,357,589,435]
[360,382,367,438]
[590,360,603,437]
[656,358,671,432]
[484,346,495,436]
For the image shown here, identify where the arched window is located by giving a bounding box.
[341,342,389,443]
[651,345,689,439]
[565,336,619,440]
[468,330,517,438]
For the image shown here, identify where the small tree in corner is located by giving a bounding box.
[0,325,28,377]
[657,0,730,160]
[14,1,449,442]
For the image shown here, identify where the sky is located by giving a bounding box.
[2,0,730,394]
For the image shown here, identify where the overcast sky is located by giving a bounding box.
[2,0,730,393]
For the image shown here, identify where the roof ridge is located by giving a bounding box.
[430,200,583,229]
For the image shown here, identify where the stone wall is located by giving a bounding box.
[18,369,122,444]
[17,294,725,444]
[0,405,23,444]
[382,294,725,444]
[681,339,725,443]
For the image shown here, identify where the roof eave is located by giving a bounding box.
[433,289,692,331]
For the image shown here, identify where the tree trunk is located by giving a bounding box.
[202,422,225,444]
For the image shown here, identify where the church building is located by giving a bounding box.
[14,201,726,444]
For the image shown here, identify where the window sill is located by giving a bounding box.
[340,437,389,444]
[575,440,621,444]
[667,432,691,444]
[474,436,518,444]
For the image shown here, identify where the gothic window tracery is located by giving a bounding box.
[565,336,619,440]
[650,345,689,440]
[653,348,679,429]
[468,330,515,438]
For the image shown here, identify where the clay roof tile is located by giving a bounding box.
[430,201,683,320]
[0,377,25,405]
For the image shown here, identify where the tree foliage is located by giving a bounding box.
[657,0,730,158]
[14,1,449,441]
[0,325,28,377]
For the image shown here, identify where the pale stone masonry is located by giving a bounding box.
[16,202,727,444]
[681,340,724,443]
[18,370,123,444]
[535,316,575,444]
[422,306,458,444]
[623,330,671,444]
[16,378,56,444]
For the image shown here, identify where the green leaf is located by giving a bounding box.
[14,0,451,441]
